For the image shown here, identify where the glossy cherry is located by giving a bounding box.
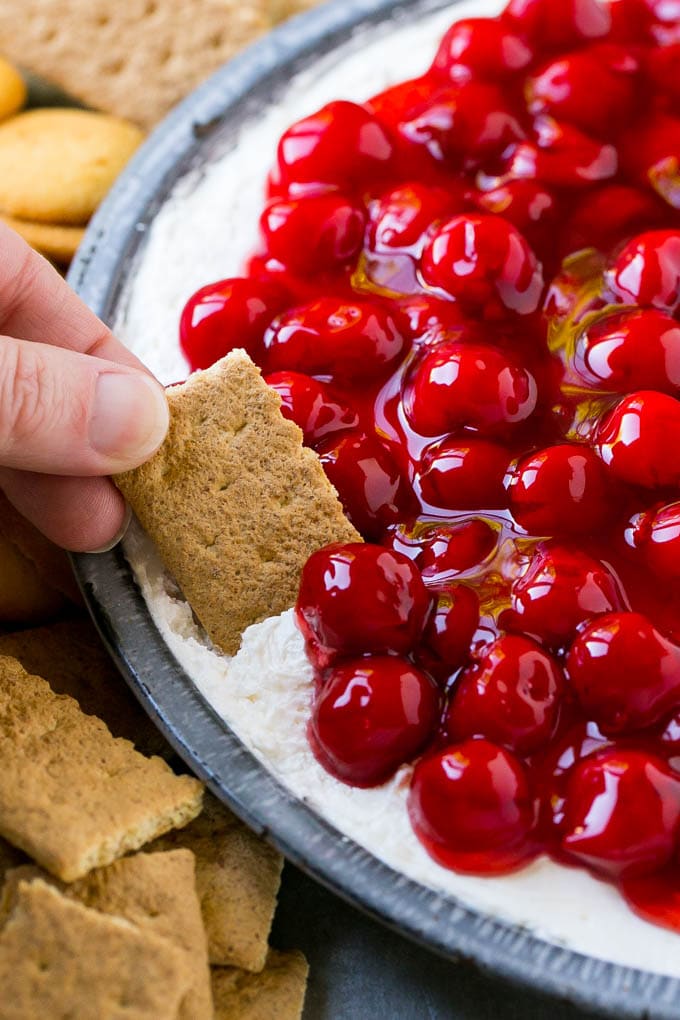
[573,308,680,394]
[310,655,440,787]
[368,181,464,252]
[505,0,612,48]
[475,180,559,259]
[260,195,366,274]
[431,17,533,82]
[628,502,680,579]
[418,437,510,511]
[418,520,498,585]
[504,117,618,188]
[595,390,680,489]
[560,184,670,258]
[605,230,680,314]
[265,371,358,445]
[417,585,480,678]
[507,444,611,536]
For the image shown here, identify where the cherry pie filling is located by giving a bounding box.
[180,0,680,930]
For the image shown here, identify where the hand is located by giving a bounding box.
[0,222,169,552]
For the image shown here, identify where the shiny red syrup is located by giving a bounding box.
[179,0,680,933]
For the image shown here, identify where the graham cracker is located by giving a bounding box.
[1,214,84,263]
[3,850,212,1020]
[211,949,309,1020]
[0,617,171,759]
[0,490,81,605]
[115,350,359,656]
[0,654,203,881]
[0,878,192,1019]
[0,532,67,623]
[0,0,273,129]
[152,792,283,970]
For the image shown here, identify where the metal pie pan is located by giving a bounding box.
[68,1,680,1015]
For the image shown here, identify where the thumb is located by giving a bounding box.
[0,335,169,475]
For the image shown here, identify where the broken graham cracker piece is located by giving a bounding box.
[0,0,272,130]
[212,949,309,1020]
[0,617,171,759]
[152,792,283,970]
[0,878,192,1020]
[3,850,212,1020]
[116,350,359,656]
[0,654,203,881]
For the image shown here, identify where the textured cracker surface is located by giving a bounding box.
[0,0,273,129]
[0,108,143,223]
[1,213,84,261]
[3,851,212,1020]
[212,949,309,1020]
[152,792,283,970]
[0,655,203,881]
[0,617,170,758]
[0,879,191,1019]
[116,351,359,655]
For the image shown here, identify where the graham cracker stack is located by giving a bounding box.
[212,948,309,1020]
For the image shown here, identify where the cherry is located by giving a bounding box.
[179,276,287,371]
[275,100,394,190]
[408,739,537,874]
[310,656,440,787]
[628,502,680,578]
[421,213,544,316]
[431,17,533,82]
[573,308,680,393]
[560,185,670,258]
[567,611,680,734]
[418,520,498,584]
[396,294,468,343]
[446,635,565,755]
[296,542,431,669]
[508,542,628,649]
[532,719,611,833]
[605,230,680,314]
[595,390,680,489]
[561,748,680,878]
[368,181,464,252]
[262,298,408,383]
[504,117,618,188]
[418,437,510,511]
[475,180,559,259]
[526,44,639,139]
[404,339,538,437]
[619,113,680,209]
[507,443,611,535]
[264,371,358,445]
[647,42,680,105]
[505,0,612,49]
[317,430,418,540]
[607,0,657,43]
[260,195,366,274]
[417,585,480,678]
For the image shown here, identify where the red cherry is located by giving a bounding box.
[446,635,565,755]
[296,542,431,669]
[647,42,680,106]
[505,0,612,48]
[264,371,358,445]
[619,114,680,209]
[179,276,287,371]
[368,181,465,252]
[408,739,537,874]
[396,294,468,343]
[418,520,498,585]
[560,185,670,258]
[526,44,639,139]
[628,502,680,579]
[505,117,618,189]
[276,100,394,190]
[531,719,611,834]
[260,195,366,274]
[417,585,480,677]
[421,214,544,316]
[431,17,533,82]
[508,542,628,649]
[317,430,418,540]
[418,437,510,511]
[404,339,538,437]
[507,444,612,536]
[607,0,657,43]
[262,298,408,383]
[561,748,680,878]
[310,656,440,787]
[574,308,680,393]
[475,180,559,260]
[567,611,680,734]
[605,230,680,314]
[595,391,680,489]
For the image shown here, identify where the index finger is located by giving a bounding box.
[0,221,148,372]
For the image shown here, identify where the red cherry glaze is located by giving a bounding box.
[179,276,287,371]
[310,656,440,787]
[507,444,611,535]
[595,390,680,489]
[397,294,468,342]
[317,430,418,540]
[605,230,680,314]
[417,585,480,678]
[421,213,544,316]
[506,0,611,48]
[408,739,537,874]
[621,868,680,933]
[431,17,534,82]
[508,543,628,649]
[263,298,408,383]
[296,543,431,670]
[618,114,680,209]
[573,308,680,393]
[560,185,670,257]
[628,502,680,578]
[560,749,680,878]
[505,117,618,188]
[647,41,680,105]
[418,437,510,511]
[265,371,358,445]
[446,635,565,755]
[404,339,538,437]
[567,612,680,734]
[368,182,465,252]
[260,195,366,274]
[475,180,559,260]
[418,520,498,585]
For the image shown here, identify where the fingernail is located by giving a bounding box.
[90,372,169,467]
[86,503,133,554]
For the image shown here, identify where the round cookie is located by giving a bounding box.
[0,58,26,122]
[0,108,144,224]
[1,215,85,264]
